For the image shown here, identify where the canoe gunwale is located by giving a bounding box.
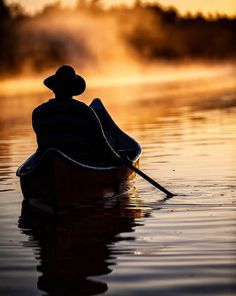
[16,147,135,177]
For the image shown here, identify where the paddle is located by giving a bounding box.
[90,98,175,197]
[120,156,175,197]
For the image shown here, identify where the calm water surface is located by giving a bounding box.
[0,70,236,295]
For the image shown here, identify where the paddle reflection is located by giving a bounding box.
[18,191,142,295]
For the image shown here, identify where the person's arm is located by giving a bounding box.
[32,104,45,133]
[32,108,37,133]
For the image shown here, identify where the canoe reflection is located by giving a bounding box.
[18,192,142,295]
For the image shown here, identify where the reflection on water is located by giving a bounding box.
[0,66,236,295]
[18,191,142,295]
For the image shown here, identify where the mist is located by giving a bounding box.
[0,0,236,94]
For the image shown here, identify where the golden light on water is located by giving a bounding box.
[1,62,235,95]
[0,77,45,95]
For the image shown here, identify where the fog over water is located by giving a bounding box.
[0,1,236,295]
[1,0,236,78]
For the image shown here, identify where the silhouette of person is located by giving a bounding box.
[32,65,120,165]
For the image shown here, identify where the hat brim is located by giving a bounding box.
[44,74,86,96]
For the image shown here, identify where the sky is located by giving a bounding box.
[6,0,236,16]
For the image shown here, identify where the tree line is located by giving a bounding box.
[0,0,235,77]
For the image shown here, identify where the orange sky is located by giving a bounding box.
[6,0,236,16]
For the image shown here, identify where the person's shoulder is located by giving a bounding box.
[68,99,97,114]
[68,98,89,108]
[32,99,54,113]
[32,98,96,116]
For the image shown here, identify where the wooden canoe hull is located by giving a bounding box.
[19,150,139,211]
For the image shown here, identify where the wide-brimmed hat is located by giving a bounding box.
[44,65,86,95]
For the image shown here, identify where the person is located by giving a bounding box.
[32,65,120,165]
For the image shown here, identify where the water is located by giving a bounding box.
[0,65,236,295]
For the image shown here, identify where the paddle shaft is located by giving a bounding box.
[124,159,175,196]
[90,99,175,196]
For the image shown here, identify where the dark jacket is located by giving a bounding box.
[32,98,119,165]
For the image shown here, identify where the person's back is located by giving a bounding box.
[33,65,120,165]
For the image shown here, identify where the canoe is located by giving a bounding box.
[16,99,141,211]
